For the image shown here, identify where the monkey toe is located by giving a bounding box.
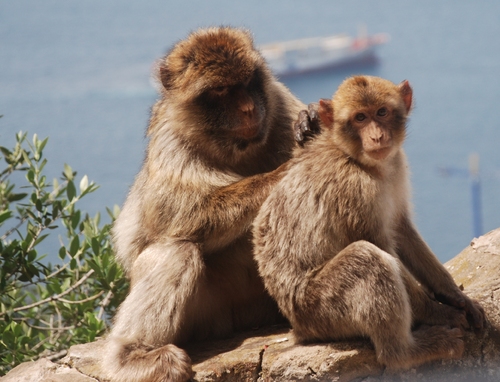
[411,325,465,362]
[446,307,468,330]
[449,327,464,337]
[466,298,487,332]
[447,328,465,359]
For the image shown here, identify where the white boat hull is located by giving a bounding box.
[259,32,388,77]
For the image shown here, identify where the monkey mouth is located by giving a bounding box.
[366,147,392,160]
[234,123,262,140]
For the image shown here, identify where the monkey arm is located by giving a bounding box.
[395,214,455,293]
[395,213,486,329]
[176,164,288,253]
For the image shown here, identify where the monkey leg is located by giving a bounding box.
[291,241,463,370]
[103,240,206,382]
[104,238,281,382]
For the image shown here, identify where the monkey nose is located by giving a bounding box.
[240,102,255,114]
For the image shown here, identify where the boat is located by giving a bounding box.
[259,28,389,77]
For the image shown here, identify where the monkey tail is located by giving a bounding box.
[104,336,194,382]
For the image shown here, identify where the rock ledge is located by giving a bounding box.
[3,229,500,382]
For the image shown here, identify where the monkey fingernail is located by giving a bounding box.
[300,121,310,132]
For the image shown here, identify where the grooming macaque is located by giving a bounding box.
[253,76,486,369]
[103,27,311,382]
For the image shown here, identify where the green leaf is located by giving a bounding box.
[27,250,37,262]
[79,175,88,193]
[63,164,74,180]
[91,238,100,256]
[21,150,32,168]
[0,210,12,224]
[107,263,117,283]
[59,246,67,260]
[34,234,49,246]
[0,146,12,158]
[2,329,15,345]
[71,210,81,230]
[69,235,80,257]
[67,180,76,201]
[87,259,103,278]
[39,158,48,173]
[12,322,23,337]
[7,192,28,202]
[50,280,61,295]
[26,169,35,184]
[93,212,101,227]
[38,137,49,154]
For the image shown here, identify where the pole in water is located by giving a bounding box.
[469,153,483,238]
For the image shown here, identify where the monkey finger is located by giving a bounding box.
[300,119,311,133]
[307,102,320,122]
[293,119,305,143]
[295,130,304,143]
[434,292,466,309]
[297,110,310,127]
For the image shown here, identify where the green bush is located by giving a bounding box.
[0,130,128,374]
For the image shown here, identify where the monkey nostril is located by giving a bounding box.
[240,103,255,115]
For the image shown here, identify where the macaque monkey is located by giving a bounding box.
[253,76,486,369]
[102,27,313,382]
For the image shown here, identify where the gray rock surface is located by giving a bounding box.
[2,229,500,382]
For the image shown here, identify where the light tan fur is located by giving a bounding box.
[253,76,486,370]
[104,27,306,382]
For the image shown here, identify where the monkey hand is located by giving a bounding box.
[294,102,322,145]
[435,289,487,332]
[463,296,487,332]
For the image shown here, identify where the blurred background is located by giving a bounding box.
[2,0,500,262]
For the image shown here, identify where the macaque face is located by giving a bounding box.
[349,104,399,161]
[328,76,413,166]
[159,28,271,151]
[194,68,268,146]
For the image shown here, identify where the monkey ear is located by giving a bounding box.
[318,99,334,127]
[159,65,173,90]
[399,80,413,113]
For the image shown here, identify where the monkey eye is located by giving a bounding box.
[210,86,229,96]
[377,107,388,117]
[355,113,366,122]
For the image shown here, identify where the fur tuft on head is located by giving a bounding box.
[332,76,411,121]
[157,27,265,96]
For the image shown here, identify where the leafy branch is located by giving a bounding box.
[0,131,128,374]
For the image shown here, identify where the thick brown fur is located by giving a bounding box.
[253,76,486,370]
[103,27,306,382]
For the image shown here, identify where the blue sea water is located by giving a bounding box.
[1,0,500,262]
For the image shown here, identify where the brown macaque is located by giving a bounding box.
[103,27,309,382]
[253,76,486,370]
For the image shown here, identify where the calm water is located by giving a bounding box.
[2,0,500,262]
